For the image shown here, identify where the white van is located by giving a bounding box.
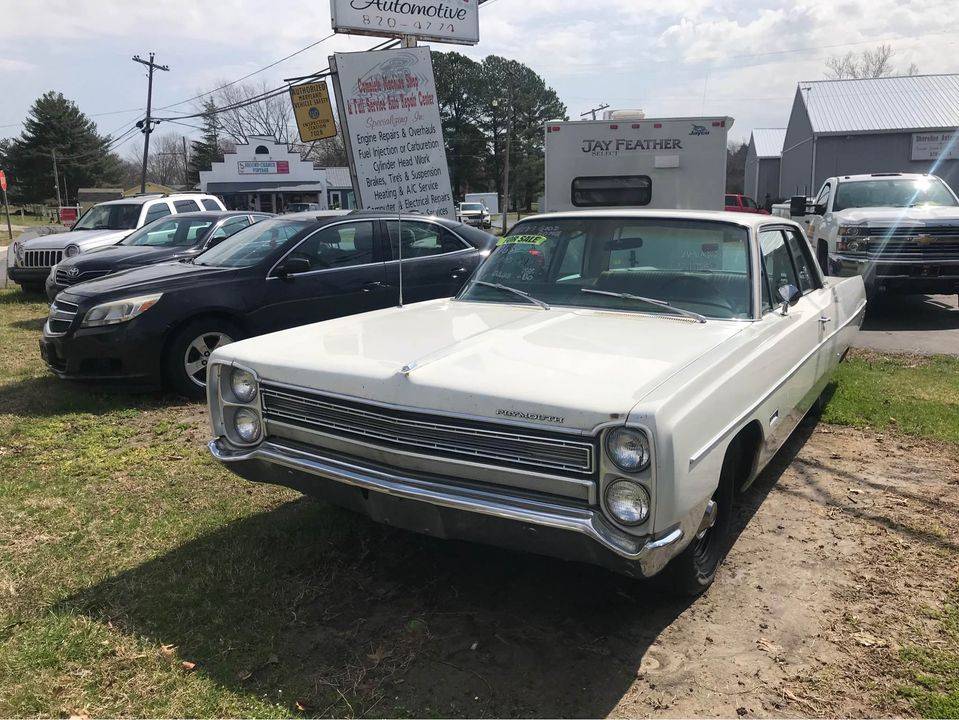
[544,116,733,212]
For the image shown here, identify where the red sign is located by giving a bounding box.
[59,207,79,225]
[276,161,290,174]
[0,171,6,192]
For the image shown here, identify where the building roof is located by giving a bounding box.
[750,128,787,158]
[798,74,959,135]
[319,166,353,189]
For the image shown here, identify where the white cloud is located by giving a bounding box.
[0,57,35,73]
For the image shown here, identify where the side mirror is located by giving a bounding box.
[789,196,807,217]
[276,257,311,278]
[778,284,802,315]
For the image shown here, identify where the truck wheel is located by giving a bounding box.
[164,318,240,401]
[663,445,737,596]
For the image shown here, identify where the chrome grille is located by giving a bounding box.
[23,249,63,269]
[865,225,959,256]
[260,384,595,478]
[46,298,79,335]
[55,268,109,286]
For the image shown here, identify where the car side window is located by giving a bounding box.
[783,228,819,292]
[386,221,469,259]
[211,217,250,240]
[289,221,375,270]
[173,199,201,213]
[815,183,831,210]
[144,202,172,224]
[759,229,799,305]
[202,199,222,211]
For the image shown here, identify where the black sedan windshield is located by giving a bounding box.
[74,204,141,231]
[193,218,309,268]
[120,217,214,247]
[458,217,752,319]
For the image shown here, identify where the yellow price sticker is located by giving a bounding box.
[497,234,548,246]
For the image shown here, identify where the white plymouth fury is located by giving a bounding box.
[207,210,866,594]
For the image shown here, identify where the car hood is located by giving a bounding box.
[835,206,959,226]
[217,299,745,432]
[61,245,192,272]
[459,210,487,216]
[23,228,128,250]
[61,261,236,298]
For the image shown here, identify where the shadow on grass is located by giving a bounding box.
[0,288,47,305]
[57,426,812,718]
[11,317,46,332]
[0,374,184,418]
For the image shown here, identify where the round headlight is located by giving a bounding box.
[230,368,257,403]
[605,427,650,472]
[605,479,651,526]
[12,240,23,263]
[64,244,80,258]
[233,407,261,443]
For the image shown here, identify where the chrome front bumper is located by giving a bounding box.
[210,437,697,577]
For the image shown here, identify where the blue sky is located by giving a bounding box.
[1,0,957,152]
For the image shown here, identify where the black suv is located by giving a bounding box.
[46,211,272,299]
[39,212,496,398]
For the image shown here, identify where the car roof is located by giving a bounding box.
[162,211,265,220]
[281,210,353,221]
[835,173,933,183]
[521,209,791,230]
[97,193,218,207]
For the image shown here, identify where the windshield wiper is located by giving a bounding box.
[581,288,707,323]
[473,281,550,310]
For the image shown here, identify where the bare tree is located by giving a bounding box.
[299,133,349,167]
[825,44,918,79]
[128,133,188,187]
[193,81,294,145]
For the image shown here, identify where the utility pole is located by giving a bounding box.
[502,114,511,234]
[182,136,189,186]
[133,52,170,194]
[51,149,62,208]
[580,103,610,121]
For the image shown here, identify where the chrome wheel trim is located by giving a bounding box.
[183,331,233,388]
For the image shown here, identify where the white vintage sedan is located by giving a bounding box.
[207,210,866,594]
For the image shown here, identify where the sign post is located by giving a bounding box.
[330,0,479,45]
[0,171,11,242]
[331,46,456,219]
[289,81,338,142]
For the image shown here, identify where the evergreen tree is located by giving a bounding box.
[188,100,225,184]
[2,91,122,204]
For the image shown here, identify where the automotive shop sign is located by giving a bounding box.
[911,131,959,161]
[331,0,479,45]
[331,47,455,218]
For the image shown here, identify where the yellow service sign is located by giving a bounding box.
[290,81,336,142]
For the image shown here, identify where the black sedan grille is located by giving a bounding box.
[46,299,79,335]
[55,268,110,286]
[260,384,595,478]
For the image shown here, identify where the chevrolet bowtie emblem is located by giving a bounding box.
[915,234,933,245]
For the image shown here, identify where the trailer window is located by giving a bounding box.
[571,176,651,207]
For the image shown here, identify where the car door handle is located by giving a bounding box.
[451,267,469,279]
[819,315,832,324]
[362,281,390,293]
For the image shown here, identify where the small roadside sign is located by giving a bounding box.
[0,170,10,241]
[330,0,480,46]
[290,81,337,143]
[0,171,6,192]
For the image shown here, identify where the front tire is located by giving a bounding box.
[664,446,737,596]
[164,318,240,400]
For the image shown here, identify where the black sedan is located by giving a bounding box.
[39,212,496,398]
[46,211,272,299]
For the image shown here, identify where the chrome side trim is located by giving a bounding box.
[209,436,689,569]
[688,299,867,469]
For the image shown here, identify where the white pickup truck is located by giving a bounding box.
[782,173,959,298]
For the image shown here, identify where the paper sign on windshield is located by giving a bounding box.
[497,235,548,246]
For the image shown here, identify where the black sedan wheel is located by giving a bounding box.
[165,318,239,400]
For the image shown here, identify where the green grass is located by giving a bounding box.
[897,588,959,718]
[0,287,956,716]
[822,351,959,445]
[0,211,52,244]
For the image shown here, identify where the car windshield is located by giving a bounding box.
[120,217,214,247]
[833,178,958,210]
[461,203,485,212]
[193,218,310,268]
[458,217,752,320]
[73,203,141,231]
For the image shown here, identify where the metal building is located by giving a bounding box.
[779,74,959,197]
[744,128,786,206]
